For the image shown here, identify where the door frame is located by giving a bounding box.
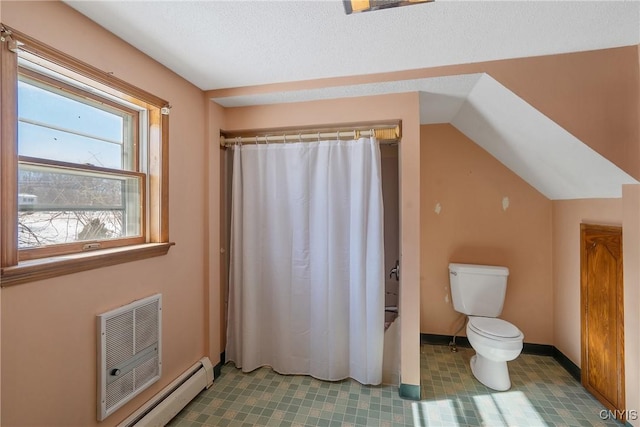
[580,223,625,419]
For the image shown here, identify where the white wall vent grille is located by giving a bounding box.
[97,294,162,421]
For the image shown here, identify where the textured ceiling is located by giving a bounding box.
[64,0,640,199]
[212,73,483,109]
[65,0,640,91]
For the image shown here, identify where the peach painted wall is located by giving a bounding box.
[623,185,640,426]
[631,49,640,426]
[209,46,640,180]
[551,194,640,420]
[420,124,553,344]
[551,198,623,365]
[207,101,226,364]
[0,1,4,422]
[222,92,423,389]
[2,2,209,426]
[210,44,640,398]
[485,48,639,180]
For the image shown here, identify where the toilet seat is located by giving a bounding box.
[468,316,523,340]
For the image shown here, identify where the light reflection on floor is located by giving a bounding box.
[168,344,623,426]
[419,344,621,427]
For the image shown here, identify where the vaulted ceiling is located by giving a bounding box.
[65,1,640,199]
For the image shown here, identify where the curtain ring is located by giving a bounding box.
[317,132,320,142]
[298,133,302,143]
[336,131,340,141]
[235,136,241,146]
[283,134,287,144]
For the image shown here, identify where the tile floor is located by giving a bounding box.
[167,344,623,426]
[418,344,622,427]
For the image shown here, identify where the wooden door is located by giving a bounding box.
[580,223,625,419]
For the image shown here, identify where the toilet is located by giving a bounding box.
[448,263,524,391]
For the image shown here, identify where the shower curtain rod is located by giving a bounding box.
[219,124,400,147]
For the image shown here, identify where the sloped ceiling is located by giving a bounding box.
[212,74,638,200]
[451,75,638,200]
[64,0,640,201]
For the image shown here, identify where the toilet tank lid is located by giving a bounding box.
[448,263,509,276]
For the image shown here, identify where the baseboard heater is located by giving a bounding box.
[117,357,214,427]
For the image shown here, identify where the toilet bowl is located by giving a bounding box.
[448,263,525,391]
[466,316,523,391]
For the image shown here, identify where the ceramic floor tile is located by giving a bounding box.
[167,344,624,426]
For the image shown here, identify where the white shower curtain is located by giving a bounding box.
[226,137,385,385]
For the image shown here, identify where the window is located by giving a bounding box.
[18,70,144,255]
[1,25,172,286]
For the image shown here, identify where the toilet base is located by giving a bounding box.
[470,354,511,391]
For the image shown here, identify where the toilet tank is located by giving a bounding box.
[449,263,509,317]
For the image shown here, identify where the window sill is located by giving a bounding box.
[0,242,175,287]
